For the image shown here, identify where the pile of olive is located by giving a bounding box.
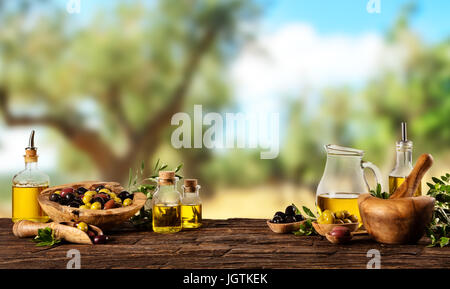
[317,210,358,225]
[49,185,134,210]
[74,221,109,244]
[270,205,304,223]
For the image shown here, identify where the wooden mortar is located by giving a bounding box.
[358,154,435,244]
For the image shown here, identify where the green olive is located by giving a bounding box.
[77,222,88,232]
[318,210,335,224]
[335,211,345,220]
[123,198,132,207]
[91,202,102,210]
[82,195,92,204]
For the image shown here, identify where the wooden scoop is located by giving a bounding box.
[13,220,103,245]
[358,153,435,244]
[390,153,433,199]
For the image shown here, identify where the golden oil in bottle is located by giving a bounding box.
[389,176,421,197]
[12,185,49,223]
[181,204,202,228]
[152,204,182,233]
[152,171,182,233]
[317,193,361,223]
[12,130,50,223]
[181,179,202,229]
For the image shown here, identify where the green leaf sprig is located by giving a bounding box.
[370,183,390,199]
[292,203,318,236]
[129,159,183,229]
[426,173,450,248]
[32,227,61,247]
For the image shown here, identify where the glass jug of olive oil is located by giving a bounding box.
[316,145,383,224]
[181,179,202,228]
[152,171,182,233]
[12,131,50,223]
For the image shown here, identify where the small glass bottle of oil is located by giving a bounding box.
[181,179,202,229]
[389,122,421,196]
[152,171,182,233]
[12,130,50,223]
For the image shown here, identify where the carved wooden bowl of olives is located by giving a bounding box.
[38,181,147,230]
[267,205,306,233]
[312,209,360,236]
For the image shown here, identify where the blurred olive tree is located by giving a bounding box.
[0,0,258,182]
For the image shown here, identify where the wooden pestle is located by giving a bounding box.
[390,153,433,199]
[13,220,101,244]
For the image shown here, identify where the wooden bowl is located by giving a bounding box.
[266,220,306,233]
[312,221,359,236]
[38,181,146,230]
[358,193,435,244]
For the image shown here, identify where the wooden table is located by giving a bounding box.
[0,218,449,269]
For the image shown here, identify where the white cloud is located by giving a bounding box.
[230,23,389,105]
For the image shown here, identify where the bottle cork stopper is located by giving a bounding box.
[184,179,198,192]
[159,171,175,179]
[24,148,38,163]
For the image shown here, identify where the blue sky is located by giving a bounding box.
[62,0,450,43]
[262,0,449,43]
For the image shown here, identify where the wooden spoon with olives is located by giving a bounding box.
[13,220,108,245]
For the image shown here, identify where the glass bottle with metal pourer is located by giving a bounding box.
[181,179,202,228]
[12,130,50,223]
[389,122,421,196]
[152,171,182,233]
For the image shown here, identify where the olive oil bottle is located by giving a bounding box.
[389,122,421,196]
[152,171,182,233]
[12,131,50,223]
[181,179,202,229]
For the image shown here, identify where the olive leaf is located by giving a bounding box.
[370,183,389,199]
[426,174,450,248]
[32,227,61,247]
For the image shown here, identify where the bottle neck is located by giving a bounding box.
[158,181,178,193]
[395,148,413,168]
[25,161,38,170]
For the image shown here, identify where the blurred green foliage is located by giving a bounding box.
[0,0,448,197]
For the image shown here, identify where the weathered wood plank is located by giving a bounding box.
[0,218,448,269]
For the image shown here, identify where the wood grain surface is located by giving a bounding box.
[0,218,448,269]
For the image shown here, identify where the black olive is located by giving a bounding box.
[68,202,80,208]
[91,197,105,205]
[76,187,88,195]
[65,193,75,203]
[93,235,108,244]
[59,198,68,205]
[271,215,284,223]
[95,185,105,192]
[118,191,130,201]
[49,193,61,203]
[274,211,286,220]
[294,214,304,222]
[285,205,297,216]
[285,215,295,223]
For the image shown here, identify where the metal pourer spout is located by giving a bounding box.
[401,122,407,142]
[27,130,36,150]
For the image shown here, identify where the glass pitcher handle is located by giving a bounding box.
[361,161,384,192]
